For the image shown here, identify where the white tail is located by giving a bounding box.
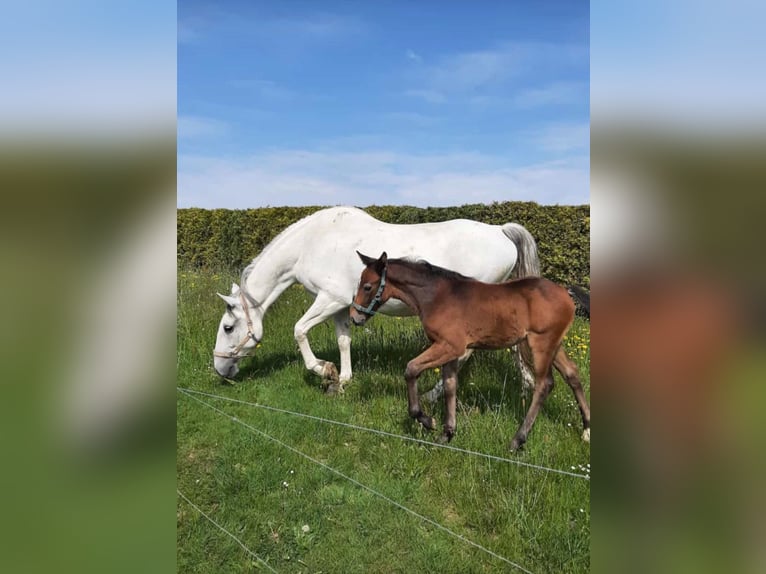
[502,223,540,278]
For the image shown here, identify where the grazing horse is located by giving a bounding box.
[350,251,590,450]
[213,206,540,394]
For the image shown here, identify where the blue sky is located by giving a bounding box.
[178,1,589,208]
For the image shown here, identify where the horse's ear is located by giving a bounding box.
[380,252,387,265]
[357,251,375,266]
[217,293,239,308]
[230,283,240,295]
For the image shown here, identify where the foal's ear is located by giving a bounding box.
[357,250,376,266]
[373,251,388,274]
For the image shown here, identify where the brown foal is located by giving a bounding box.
[350,251,590,451]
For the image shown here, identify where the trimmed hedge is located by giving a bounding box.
[177,202,589,287]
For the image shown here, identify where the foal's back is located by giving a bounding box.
[432,276,574,349]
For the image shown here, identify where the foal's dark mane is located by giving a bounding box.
[391,257,473,282]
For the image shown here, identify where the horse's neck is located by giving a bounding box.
[242,248,298,312]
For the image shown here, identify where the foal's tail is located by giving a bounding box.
[502,223,540,278]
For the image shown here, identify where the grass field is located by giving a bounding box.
[177,269,590,573]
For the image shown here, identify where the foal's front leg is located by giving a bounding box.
[404,342,460,431]
[422,348,473,406]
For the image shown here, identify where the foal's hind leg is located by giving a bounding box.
[509,333,558,451]
[553,347,590,442]
[405,342,461,431]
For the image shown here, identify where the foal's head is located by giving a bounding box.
[350,251,389,326]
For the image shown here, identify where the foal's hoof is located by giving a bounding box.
[436,431,454,444]
[509,436,525,452]
[417,414,437,431]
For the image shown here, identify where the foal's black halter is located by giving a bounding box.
[352,267,387,316]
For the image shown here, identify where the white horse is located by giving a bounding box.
[213,206,540,396]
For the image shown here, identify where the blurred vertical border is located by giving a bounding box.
[592,1,766,573]
[0,1,176,573]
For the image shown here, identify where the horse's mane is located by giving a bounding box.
[240,211,319,285]
[392,257,473,281]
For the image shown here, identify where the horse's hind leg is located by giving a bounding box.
[553,347,590,442]
[437,359,460,444]
[514,342,536,392]
[405,342,460,431]
[422,348,472,405]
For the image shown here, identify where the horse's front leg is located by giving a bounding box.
[332,310,353,388]
[293,293,347,391]
[405,342,460,431]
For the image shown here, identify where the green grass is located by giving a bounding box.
[178,269,590,573]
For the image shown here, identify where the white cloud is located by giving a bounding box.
[533,122,590,153]
[177,116,230,139]
[178,150,588,208]
[251,12,366,47]
[229,79,296,101]
[512,81,588,109]
[406,49,422,63]
[412,41,587,97]
[385,112,440,127]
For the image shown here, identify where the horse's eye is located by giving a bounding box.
[223,325,234,334]
[363,283,372,292]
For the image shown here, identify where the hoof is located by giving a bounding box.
[417,414,437,431]
[436,431,454,444]
[325,382,344,396]
[582,428,590,443]
[321,362,339,383]
[509,436,525,452]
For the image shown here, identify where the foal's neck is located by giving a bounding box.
[387,263,441,316]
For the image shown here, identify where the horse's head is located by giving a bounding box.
[350,251,389,326]
[213,282,263,378]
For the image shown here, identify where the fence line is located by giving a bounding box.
[179,389,534,574]
[178,387,589,480]
[177,489,278,573]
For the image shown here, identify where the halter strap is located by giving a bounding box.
[213,291,259,359]
[352,266,387,316]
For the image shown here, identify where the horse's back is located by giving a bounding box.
[295,207,518,294]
